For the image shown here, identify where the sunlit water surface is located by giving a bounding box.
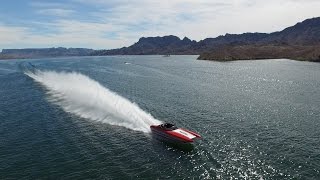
[0,56,319,179]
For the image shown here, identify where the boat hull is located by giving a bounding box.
[150,124,201,144]
[151,128,193,144]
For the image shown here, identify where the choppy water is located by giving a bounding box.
[0,56,319,179]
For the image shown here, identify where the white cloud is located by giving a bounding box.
[0,20,132,50]
[1,0,320,50]
[0,25,29,47]
[29,2,70,8]
[77,0,320,40]
[36,8,75,17]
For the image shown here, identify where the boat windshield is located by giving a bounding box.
[161,123,177,130]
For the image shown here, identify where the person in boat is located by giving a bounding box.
[160,123,178,130]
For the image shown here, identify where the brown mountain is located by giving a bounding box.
[261,17,320,45]
[1,17,319,61]
[91,35,197,55]
[93,17,320,62]
[197,17,320,62]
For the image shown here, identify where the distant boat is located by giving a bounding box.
[163,54,170,57]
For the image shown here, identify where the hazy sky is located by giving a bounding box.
[0,0,319,50]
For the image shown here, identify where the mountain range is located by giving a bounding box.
[1,17,320,61]
[0,47,94,59]
[92,17,320,62]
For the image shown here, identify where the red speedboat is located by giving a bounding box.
[150,123,201,143]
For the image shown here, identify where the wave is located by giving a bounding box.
[25,70,161,133]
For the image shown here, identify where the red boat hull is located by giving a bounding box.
[150,124,201,143]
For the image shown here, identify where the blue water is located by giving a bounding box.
[0,56,319,179]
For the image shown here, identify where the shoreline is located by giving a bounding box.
[196,45,320,62]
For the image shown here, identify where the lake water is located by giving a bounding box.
[0,56,319,179]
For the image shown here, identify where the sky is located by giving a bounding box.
[0,0,319,50]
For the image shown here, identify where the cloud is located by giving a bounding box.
[29,2,70,8]
[36,8,75,17]
[31,1,76,17]
[0,20,132,50]
[1,0,320,50]
[76,0,320,40]
[0,25,29,47]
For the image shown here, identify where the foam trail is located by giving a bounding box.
[25,70,161,133]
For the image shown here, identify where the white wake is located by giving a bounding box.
[25,70,161,133]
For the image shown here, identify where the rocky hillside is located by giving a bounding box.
[92,33,271,56]
[261,17,320,45]
[1,17,319,61]
[197,17,320,48]
[93,17,320,62]
[195,33,269,51]
[196,17,320,61]
[91,35,197,55]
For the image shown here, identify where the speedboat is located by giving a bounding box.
[150,123,201,143]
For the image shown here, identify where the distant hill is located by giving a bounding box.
[92,33,275,56]
[1,17,319,62]
[261,17,320,45]
[0,47,94,59]
[196,17,320,48]
[197,17,320,61]
[91,35,197,55]
[93,17,320,62]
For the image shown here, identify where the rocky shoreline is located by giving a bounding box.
[197,45,320,62]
